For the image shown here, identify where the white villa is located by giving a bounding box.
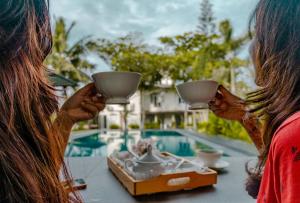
[98,78,209,130]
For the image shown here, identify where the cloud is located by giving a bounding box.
[212,0,259,36]
[49,0,258,71]
[149,23,195,45]
[155,1,188,13]
[50,0,258,42]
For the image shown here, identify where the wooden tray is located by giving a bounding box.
[107,152,217,196]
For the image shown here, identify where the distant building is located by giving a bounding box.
[48,72,77,87]
[49,74,209,130]
[98,77,209,130]
[143,89,208,129]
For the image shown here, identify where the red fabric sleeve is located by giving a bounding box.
[273,124,300,203]
[257,113,300,203]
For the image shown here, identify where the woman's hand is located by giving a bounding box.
[52,83,105,158]
[59,83,106,125]
[209,85,246,122]
[209,86,264,153]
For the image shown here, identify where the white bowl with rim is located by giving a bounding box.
[197,149,223,167]
[176,80,219,110]
[92,71,141,104]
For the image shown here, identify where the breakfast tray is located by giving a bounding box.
[107,152,217,196]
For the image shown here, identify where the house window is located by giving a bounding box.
[178,97,183,104]
[130,104,135,111]
[150,93,161,107]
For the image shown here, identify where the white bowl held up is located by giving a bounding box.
[176,80,219,110]
[92,71,141,104]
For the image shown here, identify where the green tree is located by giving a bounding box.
[197,0,216,35]
[160,20,249,93]
[92,33,170,130]
[45,17,96,95]
[92,34,168,90]
[90,18,251,143]
[160,20,250,142]
[198,113,251,142]
[160,32,224,82]
[217,20,250,93]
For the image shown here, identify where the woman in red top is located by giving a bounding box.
[209,0,300,202]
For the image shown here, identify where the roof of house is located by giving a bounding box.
[48,72,77,87]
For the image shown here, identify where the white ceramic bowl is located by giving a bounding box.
[92,71,141,104]
[197,149,223,167]
[176,80,219,110]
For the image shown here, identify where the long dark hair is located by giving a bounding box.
[0,0,80,202]
[246,0,300,198]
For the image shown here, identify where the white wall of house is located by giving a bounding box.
[98,89,209,130]
[143,90,187,113]
[99,92,141,130]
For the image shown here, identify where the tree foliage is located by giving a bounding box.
[197,0,216,35]
[90,34,171,90]
[160,20,249,90]
[198,113,251,142]
[45,4,254,143]
[45,17,96,85]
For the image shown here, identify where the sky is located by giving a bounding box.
[49,0,259,71]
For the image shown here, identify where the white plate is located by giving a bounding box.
[194,159,230,170]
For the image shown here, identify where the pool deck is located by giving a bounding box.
[175,129,258,156]
[67,156,256,203]
[176,130,257,157]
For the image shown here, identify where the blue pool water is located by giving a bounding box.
[65,130,214,157]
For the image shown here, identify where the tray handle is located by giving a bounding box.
[167,177,191,186]
[161,169,216,190]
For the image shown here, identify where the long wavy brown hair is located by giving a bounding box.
[246,0,300,198]
[0,0,80,202]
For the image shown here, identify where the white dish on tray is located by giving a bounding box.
[194,159,229,170]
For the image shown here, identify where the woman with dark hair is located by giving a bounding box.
[210,0,300,202]
[0,0,105,202]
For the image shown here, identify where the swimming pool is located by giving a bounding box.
[65,130,215,157]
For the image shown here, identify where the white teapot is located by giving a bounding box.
[125,145,168,178]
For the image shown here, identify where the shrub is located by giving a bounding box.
[129,123,140,129]
[172,122,184,129]
[144,122,160,129]
[73,121,89,131]
[187,123,193,127]
[198,113,251,143]
[178,122,185,129]
[109,124,120,129]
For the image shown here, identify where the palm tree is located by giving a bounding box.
[218,20,249,94]
[93,34,166,131]
[45,17,96,96]
[197,0,216,35]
